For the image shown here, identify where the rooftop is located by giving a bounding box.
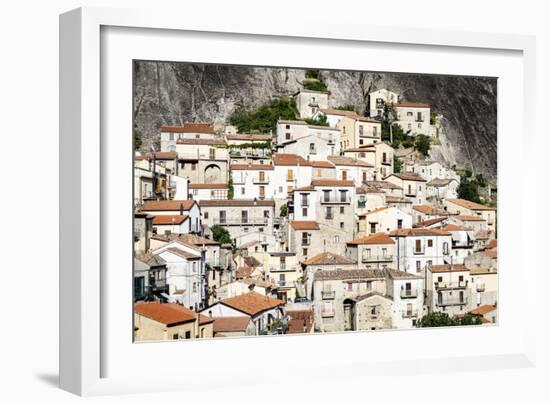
[140,200,196,212]
[219,291,285,316]
[188,183,228,189]
[303,252,356,265]
[199,199,275,207]
[388,228,451,237]
[429,264,469,273]
[447,198,496,211]
[311,179,355,187]
[347,232,395,245]
[314,269,385,281]
[134,303,196,326]
[469,305,497,316]
[412,204,452,215]
[387,172,427,182]
[327,155,374,167]
[151,214,189,225]
[230,163,274,171]
[161,123,215,134]
[396,101,430,108]
[289,220,320,230]
[212,316,251,333]
[272,153,310,166]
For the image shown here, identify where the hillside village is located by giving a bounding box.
[133,80,497,341]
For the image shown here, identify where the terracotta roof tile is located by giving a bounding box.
[319,108,358,117]
[327,156,374,167]
[389,228,451,237]
[176,138,226,146]
[140,200,196,212]
[309,161,335,168]
[135,303,196,326]
[153,151,178,160]
[396,102,430,108]
[199,199,275,207]
[311,179,355,187]
[469,305,497,315]
[413,205,452,215]
[164,247,201,260]
[212,316,251,333]
[447,199,496,211]
[429,264,469,273]
[387,172,427,182]
[152,214,189,225]
[314,269,384,281]
[272,153,310,166]
[347,233,395,245]
[289,221,320,230]
[413,217,447,228]
[303,252,355,265]
[456,215,487,222]
[161,123,215,134]
[286,309,314,334]
[220,291,285,316]
[188,183,228,189]
[230,163,274,171]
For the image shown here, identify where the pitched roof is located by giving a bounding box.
[140,200,196,212]
[385,195,412,204]
[357,206,389,217]
[311,179,355,187]
[303,252,355,265]
[427,178,456,187]
[469,305,497,316]
[428,264,469,273]
[161,123,216,134]
[212,316,251,333]
[135,254,166,267]
[199,199,275,207]
[412,204,452,215]
[176,138,226,146]
[309,160,335,168]
[226,133,272,141]
[363,180,402,190]
[153,151,178,160]
[134,303,196,326]
[474,230,491,240]
[220,292,285,316]
[347,232,395,245]
[152,214,189,225]
[485,239,497,250]
[413,217,447,228]
[385,268,423,280]
[327,155,374,167]
[389,228,451,237]
[164,247,201,260]
[286,309,314,334]
[441,224,471,232]
[289,221,320,230]
[272,153,309,166]
[319,108,358,117]
[235,266,255,279]
[456,215,487,222]
[314,269,384,281]
[447,199,496,211]
[188,183,228,189]
[387,172,427,182]
[230,163,274,171]
[243,256,262,268]
[150,233,220,246]
[396,102,430,108]
[356,291,392,302]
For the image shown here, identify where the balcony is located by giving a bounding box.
[434,281,468,290]
[205,259,221,268]
[325,214,334,220]
[405,190,418,197]
[269,264,296,272]
[301,239,311,246]
[436,295,468,307]
[362,254,393,263]
[381,159,392,166]
[301,200,310,207]
[253,176,270,184]
[413,247,425,255]
[320,196,351,204]
[230,149,269,159]
[402,309,419,318]
[476,284,486,292]
[212,218,269,226]
[278,281,296,288]
[400,288,418,298]
[321,290,335,299]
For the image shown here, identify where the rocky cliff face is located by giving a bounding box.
[133,62,497,178]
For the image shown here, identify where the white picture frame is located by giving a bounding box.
[60,6,537,396]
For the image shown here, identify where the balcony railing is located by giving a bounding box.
[435,281,468,290]
[321,290,335,299]
[321,196,351,204]
[405,190,418,197]
[413,248,425,255]
[212,218,269,226]
[402,309,419,318]
[400,288,418,298]
[301,239,311,246]
[253,176,270,184]
[205,259,221,267]
[230,149,269,158]
[362,254,393,263]
[270,264,297,272]
[278,281,296,288]
[436,296,468,307]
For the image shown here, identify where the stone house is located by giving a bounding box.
[336,115,382,149]
[302,252,358,300]
[288,220,322,263]
[230,162,274,200]
[368,88,399,118]
[160,123,218,152]
[202,291,286,335]
[276,128,341,161]
[134,255,169,302]
[354,292,393,331]
[327,155,376,186]
[151,214,191,235]
[139,199,202,234]
[445,199,496,233]
[354,186,387,219]
[426,178,459,201]
[343,143,394,180]
[134,302,214,341]
[394,102,433,136]
[188,183,228,201]
[311,269,386,332]
[385,172,427,205]
[425,264,472,317]
[404,160,459,182]
[357,206,413,236]
[389,228,453,277]
[134,212,153,254]
[198,199,275,243]
[294,89,329,119]
[385,268,424,329]
[345,232,396,270]
[175,137,228,184]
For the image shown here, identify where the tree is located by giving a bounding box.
[229,98,298,133]
[393,155,403,173]
[302,80,328,92]
[305,69,320,79]
[474,173,487,188]
[304,114,329,127]
[280,203,288,217]
[210,225,232,245]
[227,171,234,200]
[133,128,143,151]
[414,134,431,157]
[457,179,481,203]
[416,312,481,327]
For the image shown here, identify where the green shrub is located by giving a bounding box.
[230,98,298,133]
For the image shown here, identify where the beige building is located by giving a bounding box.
[189,183,228,201]
[343,143,394,180]
[354,292,393,331]
[160,123,218,152]
[302,252,358,300]
[134,302,214,341]
[445,199,496,234]
[175,137,228,184]
[337,115,382,149]
[346,233,396,270]
[288,220,323,263]
[385,172,427,205]
[394,102,433,136]
[368,88,399,118]
[294,89,329,119]
[426,264,471,317]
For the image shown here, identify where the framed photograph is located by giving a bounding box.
[60,7,537,396]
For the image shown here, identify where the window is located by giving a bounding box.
[259,171,265,182]
[359,139,364,145]
[362,172,367,182]
[264,210,270,219]
[323,190,331,202]
[383,152,387,163]
[373,127,378,136]
[443,242,449,255]
[339,190,347,202]
[347,283,353,291]
[342,170,348,180]
[408,123,412,130]
[287,170,294,181]
[459,291,464,303]
[302,232,309,245]
[169,133,174,141]
[285,132,291,140]
[340,206,345,214]
[340,222,344,229]
[285,124,290,130]
[259,186,265,198]
[418,123,422,128]
[303,248,308,257]
[209,148,216,160]
[191,163,197,171]
[416,261,421,273]
[302,207,308,216]
[192,282,197,292]
[415,239,422,253]
[369,223,376,234]
[370,305,377,316]
[219,210,226,224]
[359,125,364,135]
[428,239,433,247]
[241,187,245,195]
[185,331,191,339]
[309,143,316,154]
[382,247,387,256]
[172,334,179,340]
[397,219,403,229]
[326,206,333,219]
[241,210,248,224]
[417,111,422,121]
[259,227,264,232]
